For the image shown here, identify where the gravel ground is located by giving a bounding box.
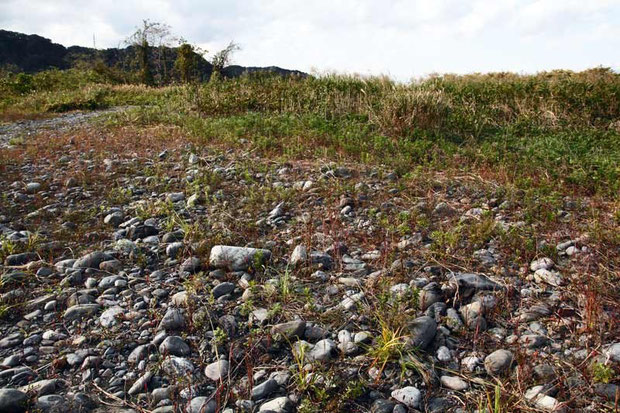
[0,121,617,412]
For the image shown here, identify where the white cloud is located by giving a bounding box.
[1,0,618,79]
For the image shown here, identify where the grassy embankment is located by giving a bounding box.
[2,67,618,199]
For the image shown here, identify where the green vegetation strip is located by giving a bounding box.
[2,67,618,197]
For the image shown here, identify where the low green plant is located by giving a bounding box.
[213,327,228,346]
[592,362,615,383]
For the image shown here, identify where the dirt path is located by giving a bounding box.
[0,106,129,147]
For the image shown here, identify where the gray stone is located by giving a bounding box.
[63,304,100,321]
[259,396,293,412]
[213,282,235,298]
[4,252,38,266]
[151,386,176,404]
[533,269,564,286]
[251,378,279,400]
[159,308,186,330]
[128,225,158,240]
[436,346,451,362]
[73,251,112,269]
[484,349,514,376]
[204,360,229,381]
[99,306,124,328]
[605,342,620,363]
[0,388,27,413]
[128,371,153,395]
[188,396,217,413]
[25,182,41,193]
[308,339,336,361]
[460,301,484,328]
[450,272,503,292]
[309,251,333,269]
[104,212,124,227]
[159,336,190,356]
[166,242,183,258]
[19,379,61,396]
[520,334,547,349]
[433,202,455,217]
[35,394,65,412]
[180,257,202,273]
[530,257,554,272]
[525,386,565,412]
[445,308,465,331]
[594,383,619,401]
[99,259,122,273]
[419,283,442,310]
[407,316,437,350]
[167,192,185,202]
[370,399,395,413]
[289,245,307,266]
[161,356,194,376]
[128,344,153,364]
[271,320,306,340]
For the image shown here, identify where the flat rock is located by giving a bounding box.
[271,320,306,340]
[73,251,112,269]
[63,304,100,321]
[450,272,503,291]
[4,252,38,266]
[525,386,565,412]
[213,282,235,298]
[36,394,65,411]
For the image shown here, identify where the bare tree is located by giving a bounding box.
[126,20,176,85]
[211,41,240,76]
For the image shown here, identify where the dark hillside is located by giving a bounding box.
[0,30,306,80]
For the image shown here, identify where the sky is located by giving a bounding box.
[1,0,619,80]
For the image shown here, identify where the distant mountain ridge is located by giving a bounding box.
[0,30,307,79]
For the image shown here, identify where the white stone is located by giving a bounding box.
[290,245,307,266]
[391,386,422,409]
[209,246,271,271]
[99,306,124,328]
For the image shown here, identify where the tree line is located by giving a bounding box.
[123,19,240,85]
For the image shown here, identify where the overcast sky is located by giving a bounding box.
[1,0,619,80]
